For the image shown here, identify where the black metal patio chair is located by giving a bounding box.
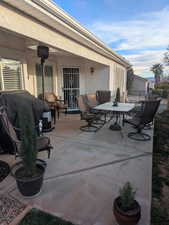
[124,99,161,141]
[84,93,108,123]
[96,90,111,104]
[0,106,53,158]
[77,95,102,132]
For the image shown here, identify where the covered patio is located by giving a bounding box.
[0,0,129,112]
[0,28,110,111]
[1,113,152,225]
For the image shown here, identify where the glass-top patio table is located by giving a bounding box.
[94,102,135,131]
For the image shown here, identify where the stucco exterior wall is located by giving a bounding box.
[56,56,109,97]
[130,76,148,96]
[109,63,127,97]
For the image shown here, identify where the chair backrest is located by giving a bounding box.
[77,95,89,113]
[140,99,161,125]
[96,90,111,104]
[38,92,58,103]
[45,92,58,103]
[0,106,20,155]
[84,93,98,108]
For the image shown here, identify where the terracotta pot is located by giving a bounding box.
[113,197,141,225]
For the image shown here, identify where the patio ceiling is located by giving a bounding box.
[0,28,109,68]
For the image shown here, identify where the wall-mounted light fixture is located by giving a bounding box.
[90,67,94,74]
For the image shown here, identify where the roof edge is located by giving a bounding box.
[33,0,130,66]
[1,0,131,67]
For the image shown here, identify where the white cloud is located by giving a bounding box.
[89,7,169,76]
[124,49,165,76]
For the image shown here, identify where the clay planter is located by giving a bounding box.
[113,197,141,225]
[11,159,46,197]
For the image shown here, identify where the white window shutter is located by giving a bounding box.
[0,59,23,91]
[2,63,22,90]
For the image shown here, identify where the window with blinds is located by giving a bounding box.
[0,58,23,91]
[36,64,53,96]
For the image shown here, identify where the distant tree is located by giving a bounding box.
[150,63,163,85]
[126,68,134,92]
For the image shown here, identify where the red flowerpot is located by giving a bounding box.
[113,197,141,225]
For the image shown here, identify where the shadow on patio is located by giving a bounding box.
[1,113,152,225]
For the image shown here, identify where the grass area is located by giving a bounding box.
[19,208,77,225]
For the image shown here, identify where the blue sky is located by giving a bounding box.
[53,0,169,77]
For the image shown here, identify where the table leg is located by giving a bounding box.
[122,113,125,127]
[109,112,122,131]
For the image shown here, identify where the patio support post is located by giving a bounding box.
[37,46,54,132]
[37,45,49,101]
[41,58,45,101]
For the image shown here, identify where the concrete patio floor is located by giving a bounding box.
[0,113,152,225]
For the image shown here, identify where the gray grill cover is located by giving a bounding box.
[0,90,49,126]
[0,90,50,154]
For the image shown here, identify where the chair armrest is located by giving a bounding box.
[56,99,65,103]
[14,124,41,137]
[13,127,20,132]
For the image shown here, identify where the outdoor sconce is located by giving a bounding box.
[37,45,49,101]
[90,67,95,74]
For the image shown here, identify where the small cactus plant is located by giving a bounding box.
[115,88,121,102]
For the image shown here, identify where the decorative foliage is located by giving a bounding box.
[152,114,169,224]
[119,182,136,211]
[152,81,169,98]
[19,208,76,225]
[18,108,37,177]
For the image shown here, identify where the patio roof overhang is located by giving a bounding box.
[1,0,131,69]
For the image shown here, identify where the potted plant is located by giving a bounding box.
[11,108,46,197]
[113,182,141,225]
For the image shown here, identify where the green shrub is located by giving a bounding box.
[156,81,169,89]
[162,89,169,98]
[152,88,163,97]
[19,208,76,225]
[152,88,169,98]
[154,82,169,98]
[151,204,169,225]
